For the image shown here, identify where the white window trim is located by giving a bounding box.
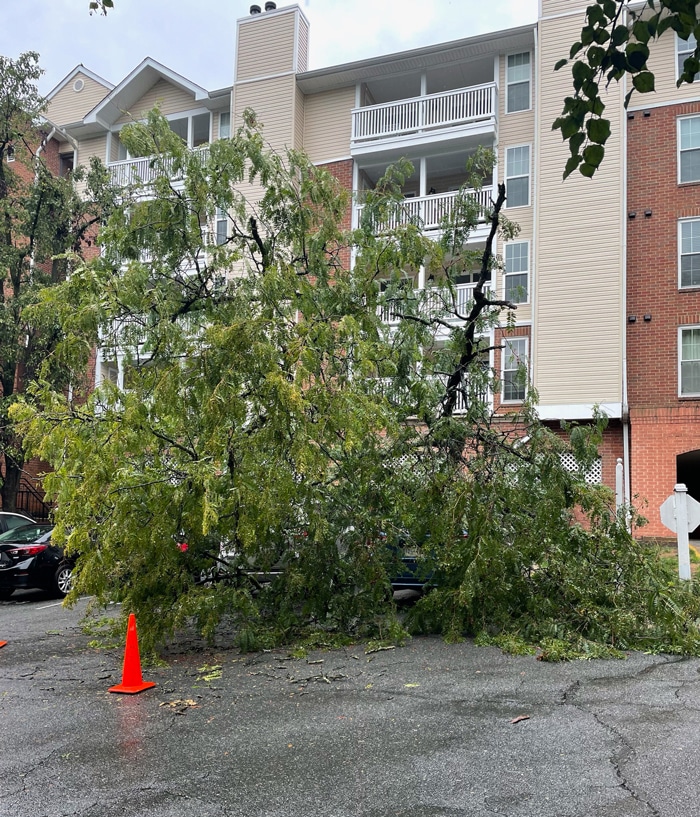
[679,325,700,397]
[677,114,700,184]
[501,336,529,403]
[676,32,698,81]
[505,51,532,114]
[678,218,700,289]
[6,145,15,163]
[503,240,530,304]
[505,144,531,208]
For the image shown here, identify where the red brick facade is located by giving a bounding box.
[317,158,353,270]
[627,101,700,535]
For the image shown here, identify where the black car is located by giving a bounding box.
[0,511,35,534]
[0,525,73,599]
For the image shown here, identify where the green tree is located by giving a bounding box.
[89,1,114,13]
[15,110,700,656]
[554,0,700,177]
[0,52,115,511]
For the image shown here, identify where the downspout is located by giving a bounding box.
[620,20,632,513]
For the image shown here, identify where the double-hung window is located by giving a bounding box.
[502,337,528,402]
[219,112,231,140]
[679,116,700,183]
[504,241,529,303]
[505,146,530,207]
[680,327,700,396]
[680,219,700,288]
[506,53,531,113]
[215,208,228,245]
[677,33,700,80]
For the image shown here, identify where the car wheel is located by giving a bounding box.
[54,564,73,598]
[0,587,14,600]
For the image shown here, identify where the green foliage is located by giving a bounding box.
[0,52,117,509]
[14,110,700,660]
[554,1,700,177]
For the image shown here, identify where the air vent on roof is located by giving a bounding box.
[250,4,261,13]
[265,2,277,10]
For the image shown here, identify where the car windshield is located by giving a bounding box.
[0,524,53,544]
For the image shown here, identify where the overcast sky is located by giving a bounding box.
[1,0,539,97]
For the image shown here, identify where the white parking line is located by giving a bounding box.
[37,596,92,610]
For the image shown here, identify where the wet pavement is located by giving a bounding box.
[2,592,700,816]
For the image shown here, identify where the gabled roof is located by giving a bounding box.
[46,64,115,100]
[83,57,213,129]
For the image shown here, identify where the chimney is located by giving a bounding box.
[249,4,261,13]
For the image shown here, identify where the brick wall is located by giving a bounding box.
[627,100,700,535]
[316,158,353,270]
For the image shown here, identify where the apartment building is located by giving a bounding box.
[40,0,700,536]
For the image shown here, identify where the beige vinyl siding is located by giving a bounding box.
[47,74,110,126]
[540,0,588,17]
[77,135,107,167]
[496,47,537,322]
[534,12,625,408]
[635,30,700,108]
[303,87,355,164]
[116,80,198,124]
[237,13,296,82]
[234,75,296,151]
[294,86,305,150]
[297,14,310,73]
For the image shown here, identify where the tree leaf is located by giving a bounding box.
[632,71,656,93]
[586,117,611,144]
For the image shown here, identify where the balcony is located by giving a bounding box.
[108,146,210,187]
[378,282,490,326]
[356,187,494,235]
[351,83,497,153]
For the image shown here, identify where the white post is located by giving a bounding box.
[675,483,692,581]
[615,457,624,509]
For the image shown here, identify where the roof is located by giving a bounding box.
[296,23,536,94]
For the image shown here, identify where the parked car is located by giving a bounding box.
[0,511,35,534]
[0,525,73,599]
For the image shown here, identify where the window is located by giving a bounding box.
[504,241,529,303]
[505,145,530,207]
[219,111,231,140]
[679,116,700,183]
[680,219,700,288]
[506,52,531,113]
[168,112,211,148]
[677,33,699,80]
[680,327,700,396]
[6,145,14,163]
[502,337,528,402]
[215,208,228,245]
[59,153,74,178]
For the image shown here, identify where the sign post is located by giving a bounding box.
[660,484,700,580]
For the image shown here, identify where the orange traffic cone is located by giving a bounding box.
[108,613,156,694]
[0,641,6,648]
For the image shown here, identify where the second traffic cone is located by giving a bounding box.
[108,613,156,694]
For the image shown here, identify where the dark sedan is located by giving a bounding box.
[0,525,73,599]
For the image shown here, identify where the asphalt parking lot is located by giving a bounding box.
[4,592,700,817]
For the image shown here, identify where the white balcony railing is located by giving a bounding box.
[378,282,490,325]
[352,83,496,144]
[374,375,484,414]
[108,146,211,187]
[357,187,494,233]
